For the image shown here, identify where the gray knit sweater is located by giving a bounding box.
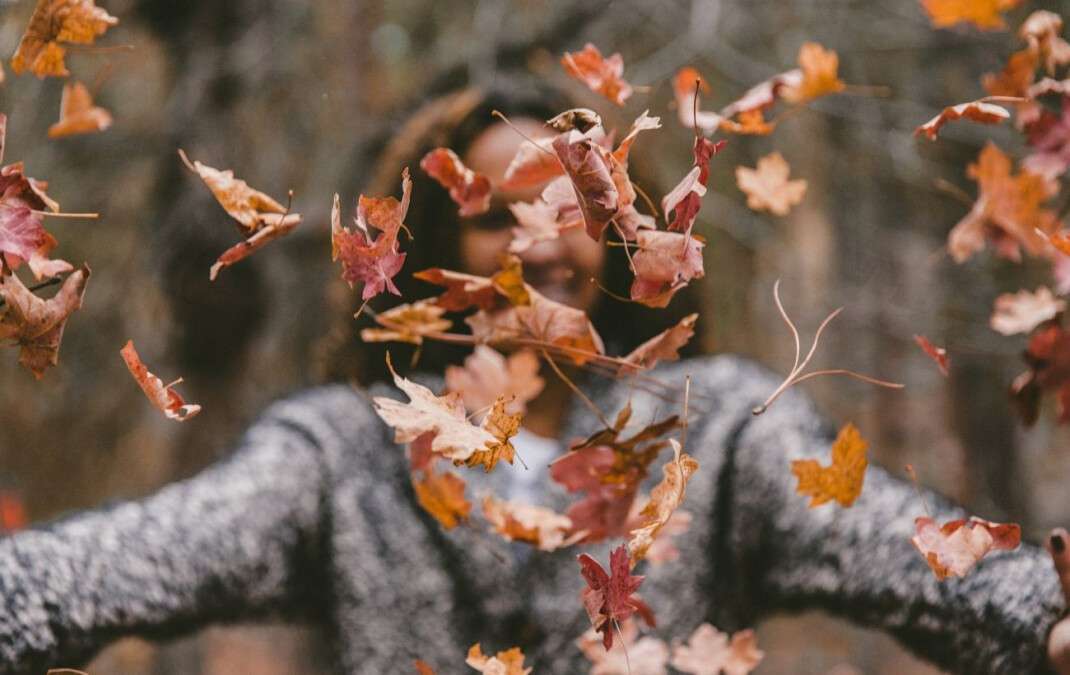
[0,355,1062,674]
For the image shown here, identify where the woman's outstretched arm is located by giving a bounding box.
[0,384,378,673]
[692,355,1064,675]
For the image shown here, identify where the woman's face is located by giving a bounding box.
[460,119,605,312]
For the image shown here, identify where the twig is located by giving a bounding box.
[540,349,612,430]
[29,210,99,219]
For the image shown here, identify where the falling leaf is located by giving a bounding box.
[414,660,437,675]
[921,0,1025,31]
[673,67,722,134]
[915,100,1010,140]
[552,130,619,241]
[179,149,300,236]
[10,0,118,78]
[0,491,27,533]
[630,230,706,308]
[491,254,530,307]
[360,300,452,345]
[482,495,579,551]
[502,137,563,190]
[413,469,471,530]
[372,356,517,465]
[119,340,201,421]
[0,116,63,275]
[507,198,576,254]
[47,81,112,139]
[0,265,89,378]
[1011,320,1070,425]
[735,152,808,216]
[1044,229,1070,256]
[466,644,531,675]
[912,516,1021,580]
[620,313,698,374]
[984,48,1038,98]
[781,42,846,104]
[644,510,692,565]
[577,545,655,650]
[791,422,868,508]
[414,267,498,312]
[627,439,699,565]
[670,624,764,675]
[209,214,299,281]
[914,335,951,376]
[947,143,1058,263]
[1020,11,1070,74]
[991,287,1066,335]
[577,619,670,675]
[462,397,521,472]
[548,108,605,133]
[663,137,726,235]
[332,170,411,300]
[561,43,633,105]
[445,345,544,416]
[420,148,492,217]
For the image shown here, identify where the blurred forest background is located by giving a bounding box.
[2,0,1069,672]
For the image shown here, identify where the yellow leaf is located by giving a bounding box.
[791,422,868,507]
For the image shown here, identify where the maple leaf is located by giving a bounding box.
[915,100,1010,141]
[209,214,300,281]
[461,397,521,472]
[914,335,950,376]
[670,624,764,675]
[413,267,498,312]
[630,230,705,308]
[922,0,1025,31]
[990,287,1066,336]
[420,148,492,217]
[502,136,563,190]
[0,265,89,378]
[10,0,118,78]
[445,345,544,416]
[791,422,868,508]
[663,137,726,235]
[735,152,807,216]
[507,199,575,254]
[466,644,532,675]
[414,660,437,675]
[561,43,633,106]
[1011,320,1070,425]
[180,149,301,236]
[577,619,669,675]
[984,48,1038,99]
[47,81,112,139]
[577,545,655,650]
[119,340,201,422]
[947,143,1058,263]
[627,439,699,565]
[0,116,64,276]
[673,67,722,135]
[413,469,471,530]
[372,356,518,465]
[620,313,698,374]
[482,495,580,551]
[332,170,411,301]
[360,300,452,345]
[911,516,1021,580]
[781,42,846,104]
[552,131,619,241]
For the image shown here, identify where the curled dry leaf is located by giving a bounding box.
[11,0,118,78]
[791,422,868,508]
[630,230,706,308]
[914,335,951,376]
[414,267,498,312]
[915,100,1010,141]
[1011,320,1070,425]
[947,143,1058,263]
[735,152,807,216]
[0,265,89,379]
[577,619,669,675]
[644,510,692,565]
[663,137,726,235]
[413,469,471,530]
[627,439,699,565]
[670,624,765,675]
[332,170,411,300]
[48,81,113,139]
[360,300,452,345]
[209,214,299,281]
[462,397,521,472]
[577,545,655,650]
[781,42,846,104]
[991,286,1066,335]
[179,149,300,236]
[119,340,201,421]
[620,313,698,374]
[921,0,1025,31]
[561,43,633,106]
[912,516,1021,580]
[420,148,492,217]
[552,130,618,241]
[465,644,531,675]
[482,495,579,551]
[445,345,544,416]
[547,108,603,133]
[1020,11,1070,73]
[502,136,562,191]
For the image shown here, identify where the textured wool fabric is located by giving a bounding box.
[0,355,1063,674]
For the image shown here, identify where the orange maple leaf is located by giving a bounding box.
[782,42,846,104]
[0,265,90,379]
[47,81,112,139]
[735,152,808,216]
[791,422,868,508]
[466,644,532,675]
[11,0,118,78]
[360,300,452,346]
[412,469,470,530]
[921,0,1025,31]
[561,43,633,106]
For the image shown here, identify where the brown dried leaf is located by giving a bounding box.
[912,516,1021,580]
[48,81,112,139]
[420,148,492,217]
[466,644,531,675]
[0,265,89,378]
[179,149,297,236]
[120,340,201,422]
[482,495,578,551]
[735,152,807,216]
[791,422,868,508]
[413,469,470,530]
[915,100,1010,140]
[360,300,452,346]
[561,43,633,106]
[627,439,699,565]
[620,313,698,374]
[671,624,764,675]
[11,0,118,78]
[991,286,1067,335]
[444,345,544,416]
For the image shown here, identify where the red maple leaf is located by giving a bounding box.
[663,137,725,235]
[577,545,655,650]
[1011,318,1070,425]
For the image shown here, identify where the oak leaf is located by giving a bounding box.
[465,644,531,675]
[921,0,1024,30]
[991,287,1066,335]
[482,495,579,551]
[561,43,633,106]
[914,335,950,376]
[445,345,544,416]
[627,439,699,565]
[420,148,492,217]
[360,300,452,345]
[577,545,655,650]
[735,152,807,216]
[0,265,88,378]
[911,516,1021,580]
[915,100,1010,141]
[120,340,201,421]
[48,81,112,139]
[791,422,868,507]
[413,469,471,530]
[670,624,764,675]
[331,170,411,300]
[11,0,118,78]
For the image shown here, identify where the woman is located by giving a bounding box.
[1,83,1068,675]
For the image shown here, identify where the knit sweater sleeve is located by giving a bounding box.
[0,384,378,674]
[698,355,1065,675]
